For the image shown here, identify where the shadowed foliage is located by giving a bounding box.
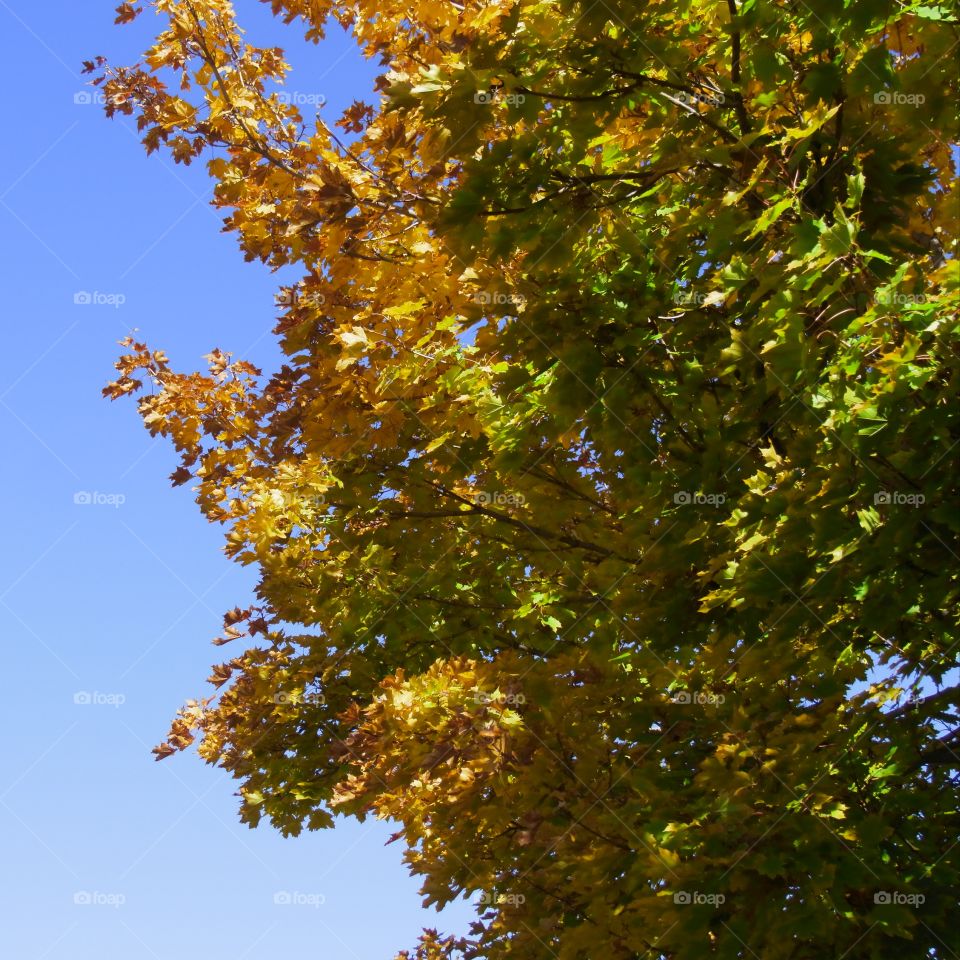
[95,0,958,956]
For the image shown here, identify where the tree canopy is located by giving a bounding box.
[94,0,958,956]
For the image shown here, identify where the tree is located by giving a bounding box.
[94,0,959,956]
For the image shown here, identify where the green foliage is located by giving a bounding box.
[98,0,958,956]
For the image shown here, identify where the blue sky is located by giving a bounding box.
[0,2,473,956]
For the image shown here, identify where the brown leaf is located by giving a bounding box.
[152,742,176,761]
[114,2,141,25]
[169,466,192,486]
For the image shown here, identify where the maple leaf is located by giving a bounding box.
[169,466,192,486]
[114,2,141,25]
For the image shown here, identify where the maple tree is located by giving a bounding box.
[93,0,959,956]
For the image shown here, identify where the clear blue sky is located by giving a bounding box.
[0,2,473,956]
